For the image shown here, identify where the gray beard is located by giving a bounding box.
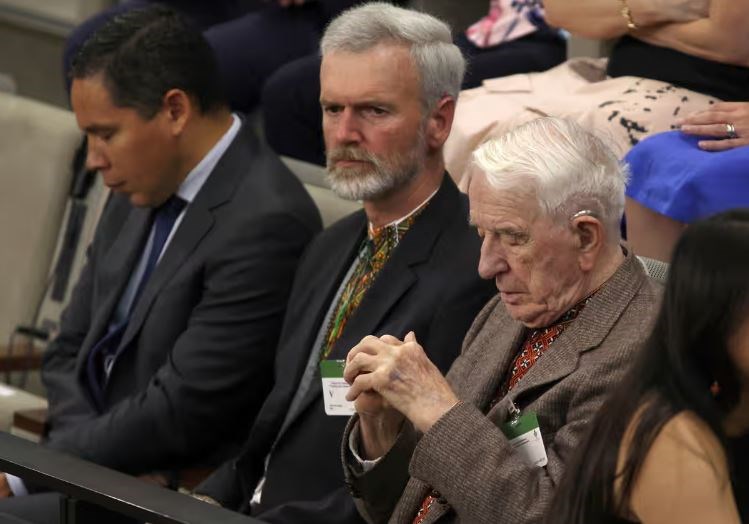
[325,134,426,201]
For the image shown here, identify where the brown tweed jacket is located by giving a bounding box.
[342,250,662,524]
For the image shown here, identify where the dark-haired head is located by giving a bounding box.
[69,5,234,208]
[546,208,749,523]
[70,5,226,118]
[660,209,749,414]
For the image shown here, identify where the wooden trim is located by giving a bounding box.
[13,407,47,436]
[0,345,44,372]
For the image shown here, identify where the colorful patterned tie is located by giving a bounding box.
[320,212,422,361]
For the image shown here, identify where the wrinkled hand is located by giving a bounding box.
[0,473,12,498]
[678,102,749,151]
[345,332,458,434]
[637,0,709,24]
[344,335,404,459]
[346,334,400,418]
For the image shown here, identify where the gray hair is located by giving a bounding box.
[471,117,629,237]
[320,2,465,111]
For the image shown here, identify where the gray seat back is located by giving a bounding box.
[637,255,669,284]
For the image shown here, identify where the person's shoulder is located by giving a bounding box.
[224,150,322,229]
[660,411,724,453]
[637,273,666,305]
[645,411,728,481]
[227,125,314,199]
[426,184,482,260]
[626,410,741,523]
[621,254,665,302]
[623,272,664,324]
[604,256,664,338]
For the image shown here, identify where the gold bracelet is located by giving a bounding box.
[619,0,638,30]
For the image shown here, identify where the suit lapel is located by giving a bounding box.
[454,310,526,412]
[477,324,525,411]
[499,251,646,406]
[287,253,421,423]
[119,206,214,349]
[114,122,252,356]
[327,255,416,359]
[290,214,367,374]
[332,175,460,359]
[270,215,366,442]
[79,206,152,369]
[287,176,461,425]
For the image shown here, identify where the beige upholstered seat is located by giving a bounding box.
[0,91,80,345]
[0,92,80,426]
[0,0,115,35]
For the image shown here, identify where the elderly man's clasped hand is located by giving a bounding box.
[344,333,459,457]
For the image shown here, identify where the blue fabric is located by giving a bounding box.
[85,196,186,409]
[134,196,187,298]
[625,130,749,223]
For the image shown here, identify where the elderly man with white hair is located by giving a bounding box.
[342,117,663,524]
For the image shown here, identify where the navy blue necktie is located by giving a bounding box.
[85,195,187,409]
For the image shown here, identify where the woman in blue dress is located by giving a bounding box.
[625,101,749,262]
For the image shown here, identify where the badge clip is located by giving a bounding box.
[507,399,521,426]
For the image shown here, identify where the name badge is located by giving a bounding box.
[501,410,548,467]
[320,359,356,416]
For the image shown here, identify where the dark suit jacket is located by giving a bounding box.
[343,251,663,524]
[197,175,497,522]
[40,122,321,476]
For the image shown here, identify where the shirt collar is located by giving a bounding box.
[367,186,439,240]
[175,113,241,204]
[534,289,597,333]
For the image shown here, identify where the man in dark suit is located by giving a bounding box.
[193,4,496,523]
[0,6,320,521]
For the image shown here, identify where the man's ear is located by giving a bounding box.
[572,216,605,271]
[161,88,192,136]
[425,95,455,150]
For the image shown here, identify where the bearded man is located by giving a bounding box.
[192,4,496,524]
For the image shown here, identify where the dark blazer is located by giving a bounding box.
[40,122,321,476]
[342,251,663,524]
[197,175,497,523]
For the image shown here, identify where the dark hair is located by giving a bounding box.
[546,209,749,523]
[70,5,225,118]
